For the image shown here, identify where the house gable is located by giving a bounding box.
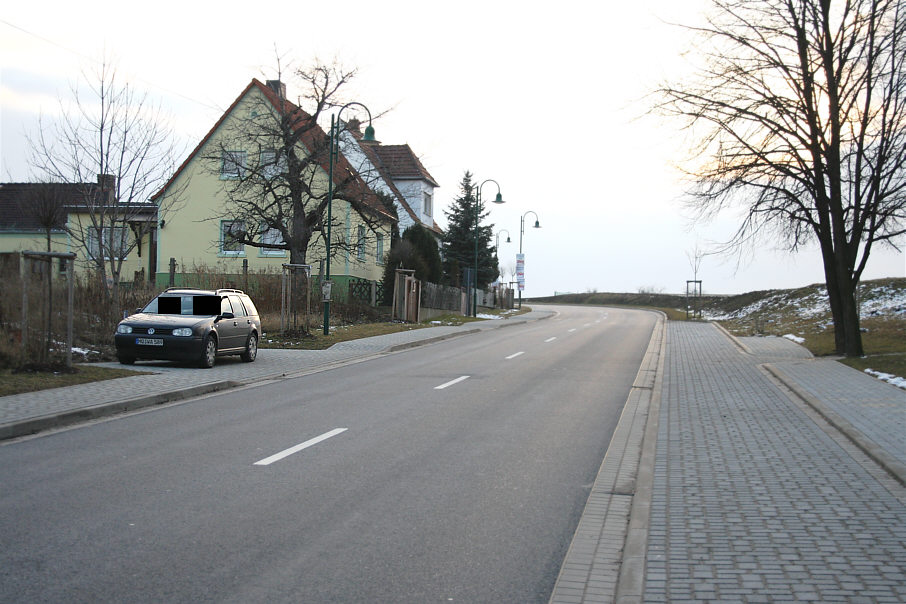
[150,78,395,285]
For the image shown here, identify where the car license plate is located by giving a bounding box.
[136,337,164,346]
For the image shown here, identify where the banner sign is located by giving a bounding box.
[516,253,525,291]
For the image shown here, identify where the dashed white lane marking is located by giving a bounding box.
[254,428,348,466]
[545,337,557,343]
[568,328,577,333]
[505,351,525,360]
[435,375,470,390]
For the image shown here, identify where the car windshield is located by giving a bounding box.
[142,295,221,316]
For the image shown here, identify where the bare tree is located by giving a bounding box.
[18,183,69,362]
[655,0,906,356]
[28,59,186,308]
[203,60,393,267]
[21,183,69,253]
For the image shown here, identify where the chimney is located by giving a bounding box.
[97,174,116,202]
[265,79,286,98]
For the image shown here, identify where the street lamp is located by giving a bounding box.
[518,210,541,308]
[495,229,512,252]
[472,179,505,317]
[324,103,375,335]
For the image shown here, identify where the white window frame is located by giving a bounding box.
[259,149,286,179]
[423,191,433,217]
[376,233,384,265]
[220,150,247,180]
[87,225,129,261]
[220,220,246,256]
[258,225,286,257]
[357,225,366,261]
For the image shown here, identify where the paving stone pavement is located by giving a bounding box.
[552,321,906,604]
[644,323,906,603]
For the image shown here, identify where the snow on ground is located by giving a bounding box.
[864,368,906,390]
[705,281,906,321]
[705,281,906,389]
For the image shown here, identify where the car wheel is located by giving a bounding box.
[241,332,258,362]
[200,334,217,368]
[117,355,135,365]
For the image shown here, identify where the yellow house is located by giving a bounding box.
[0,180,156,284]
[151,79,396,296]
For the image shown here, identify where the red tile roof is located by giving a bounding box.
[371,145,439,187]
[152,79,395,222]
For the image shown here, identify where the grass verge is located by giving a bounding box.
[260,307,531,350]
[0,366,152,398]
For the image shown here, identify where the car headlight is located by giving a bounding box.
[117,325,133,334]
[172,327,193,337]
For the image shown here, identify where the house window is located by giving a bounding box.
[376,233,384,264]
[258,225,286,257]
[259,149,286,179]
[88,226,129,261]
[220,220,245,255]
[423,191,433,217]
[357,225,366,261]
[220,150,247,180]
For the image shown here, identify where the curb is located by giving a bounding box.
[0,380,241,441]
[548,311,666,604]
[763,363,906,486]
[387,329,481,352]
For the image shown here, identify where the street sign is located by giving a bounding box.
[516,253,525,291]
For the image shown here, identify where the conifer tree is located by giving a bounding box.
[441,171,499,287]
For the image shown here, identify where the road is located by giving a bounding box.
[0,305,657,603]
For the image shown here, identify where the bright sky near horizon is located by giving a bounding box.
[1,1,903,296]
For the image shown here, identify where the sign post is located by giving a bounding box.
[516,253,525,308]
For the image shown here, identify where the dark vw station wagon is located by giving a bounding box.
[114,288,260,368]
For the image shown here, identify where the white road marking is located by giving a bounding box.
[435,375,470,390]
[254,428,348,466]
[505,351,525,360]
[544,337,557,343]
[568,328,577,333]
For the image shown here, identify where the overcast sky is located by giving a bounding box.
[2,0,903,296]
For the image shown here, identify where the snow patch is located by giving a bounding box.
[864,368,906,390]
[782,334,805,344]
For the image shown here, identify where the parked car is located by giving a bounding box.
[114,288,260,368]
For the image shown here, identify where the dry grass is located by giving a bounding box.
[715,278,905,377]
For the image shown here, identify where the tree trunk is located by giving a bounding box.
[835,259,864,357]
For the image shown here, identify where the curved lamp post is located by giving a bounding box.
[495,229,511,287]
[324,102,375,335]
[472,180,505,317]
[495,229,512,251]
[518,210,541,308]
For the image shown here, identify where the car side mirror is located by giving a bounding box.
[135,308,142,315]
[219,312,235,321]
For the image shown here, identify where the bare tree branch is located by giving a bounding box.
[652,0,906,355]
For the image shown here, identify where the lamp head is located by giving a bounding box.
[533,219,541,228]
[362,124,376,142]
[493,192,504,204]
[506,235,511,243]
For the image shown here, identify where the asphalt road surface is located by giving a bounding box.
[0,305,657,603]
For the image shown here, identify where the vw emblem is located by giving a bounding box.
[147,328,155,335]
